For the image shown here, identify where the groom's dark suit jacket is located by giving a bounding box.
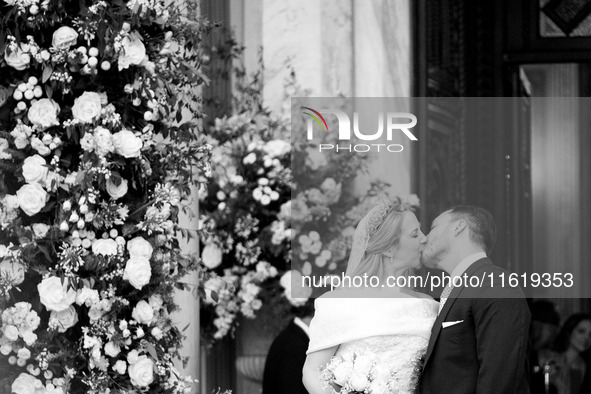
[419,258,531,394]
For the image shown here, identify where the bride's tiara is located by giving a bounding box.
[366,196,406,238]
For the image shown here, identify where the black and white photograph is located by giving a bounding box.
[0,0,590,393]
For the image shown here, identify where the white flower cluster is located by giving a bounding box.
[140,202,174,236]
[153,183,181,207]
[122,236,153,290]
[322,352,382,393]
[0,195,20,228]
[298,231,334,268]
[9,121,33,150]
[211,272,239,339]
[305,147,327,170]
[0,137,11,160]
[201,243,222,269]
[59,195,97,233]
[237,261,278,318]
[0,252,26,288]
[298,231,322,255]
[252,177,280,206]
[11,372,64,394]
[126,0,169,21]
[279,270,312,307]
[0,302,40,354]
[270,220,291,245]
[12,76,43,114]
[3,0,49,16]
[234,240,261,266]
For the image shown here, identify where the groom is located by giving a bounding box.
[419,206,530,394]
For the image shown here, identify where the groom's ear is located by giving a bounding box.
[452,220,468,236]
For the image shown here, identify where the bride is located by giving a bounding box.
[302,197,438,393]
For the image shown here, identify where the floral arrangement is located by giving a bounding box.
[198,76,292,342]
[321,351,395,394]
[198,71,386,344]
[0,0,212,393]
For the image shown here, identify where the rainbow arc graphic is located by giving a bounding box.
[301,107,328,131]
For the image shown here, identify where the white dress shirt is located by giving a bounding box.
[293,317,310,338]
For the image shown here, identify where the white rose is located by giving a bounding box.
[52,26,79,50]
[16,184,48,216]
[5,45,30,70]
[113,129,143,158]
[368,381,389,394]
[203,276,224,305]
[27,99,60,130]
[0,344,12,355]
[263,140,290,158]
[279,270,293,290]
[104,341,121,357]
[105,177,128,199]
[150,327,163,340]
[123,257,151,290]
[93,126,114,156]
[279,201,291,220]
[0,244,9,259]
[372,364,392,382]
[49,305,78,333]
[80,132,95,152]
[17,347,31,360]
[0,259,26,285]
[72,92,102,123]
[75,288,100,306]
[21,332,37,346]
[113,360,127,374]
[3,325,19,341]
[126,237,153,259]
[91,238,118,256]
[127,349,140,364]
[332,360,354,386]
[21,155,48,185]
[148,294,163,311]
[353,354,374,375]
[118,32,147,70]
[349,372,370,392]
[201,243,222,269]
[320,177,337,192]
[131,300,154,325]
[11,373,40,394]
[37,276,76,312]
[128,356,154,388]
[32,223,50,238]
[305,148,327,170]
[30,137,51,156]
[87,306,104,321]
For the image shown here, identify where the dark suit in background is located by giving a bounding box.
[420,258,531,394]
[263,319,310,394]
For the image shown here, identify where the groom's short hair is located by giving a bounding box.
[449,206,496,254]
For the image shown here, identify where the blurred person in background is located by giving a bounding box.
[538,313,591,393]
[530,300,561,394]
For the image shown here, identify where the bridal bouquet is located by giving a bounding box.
[0,0,212,392]
[321,351,396,394]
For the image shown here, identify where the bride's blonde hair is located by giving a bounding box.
[344,199,409,280]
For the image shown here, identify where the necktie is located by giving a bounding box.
[438,285,453,314]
